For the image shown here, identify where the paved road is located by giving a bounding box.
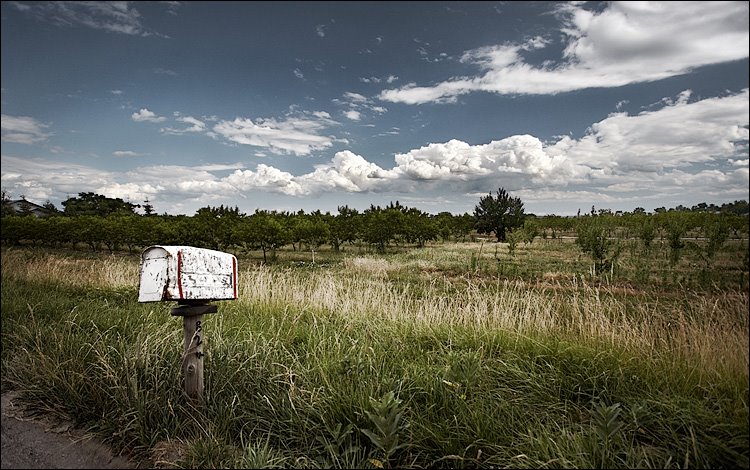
[1,392,138,469]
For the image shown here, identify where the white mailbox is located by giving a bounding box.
[138,246,237,302]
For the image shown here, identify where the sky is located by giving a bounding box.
[1,1,748,216]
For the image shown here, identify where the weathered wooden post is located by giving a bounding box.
[138,246,237,400]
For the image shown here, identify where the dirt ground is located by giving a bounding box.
[1,391,144,469]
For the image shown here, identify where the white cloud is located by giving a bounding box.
[160,116,206,134]
[225,164,306,196]
[550,89,750,172]
[131,108,167,123]
[343,92,367,103]
[110,89,123,95]
[193,163,246,172]
[334,92,387,121]
[297,151,396,193]
[294,69,305,79]
[316,24,326,37]
[10,1,168,37]
[113,150,141,157]
[161,1,181,16]
[1,155,114,202]
[380,2,749,104]
[360,75,398,84]
[392,135,584,185]
[1,114,50,144]
[3,90,747,214]
[212,112,337,156]
[312,111,332,119]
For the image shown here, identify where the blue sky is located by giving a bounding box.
[1,1,748,216]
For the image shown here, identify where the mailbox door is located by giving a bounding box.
[138,247,173,302]
[179,249,237,300]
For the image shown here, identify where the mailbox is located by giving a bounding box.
[138,246,237,302]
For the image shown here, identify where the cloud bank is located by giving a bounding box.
[379,1,749,104]
[3,89,747,213]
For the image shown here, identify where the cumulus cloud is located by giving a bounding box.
[225,164,305,196]
[9,1,171,37]
[212,112,337,156]
[297,151,396,194]
[344,110,361,121]
[392,135,585,184]
[380,2,749,104]
[2,89,747,214]
[1,114,50,144]
[549,89,750,173]
[131,108,167,123]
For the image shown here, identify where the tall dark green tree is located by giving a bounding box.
[473,188,525,242]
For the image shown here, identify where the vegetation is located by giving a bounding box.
[61,191,141,217]
[473,187,525,242]
[1,193,748,468]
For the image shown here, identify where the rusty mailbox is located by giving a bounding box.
[138,245,237,401]
[138,245,237,303]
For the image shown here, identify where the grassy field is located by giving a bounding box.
[1,239,748,468]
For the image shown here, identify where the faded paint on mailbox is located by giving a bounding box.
[138,245,237,302]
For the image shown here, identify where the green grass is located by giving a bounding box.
[1,244,748,468]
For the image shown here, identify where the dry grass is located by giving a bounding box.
[3,246,747,387]
[237,261,749,384]
[0,248,139,288]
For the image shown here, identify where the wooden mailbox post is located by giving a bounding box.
[138,246,237,400]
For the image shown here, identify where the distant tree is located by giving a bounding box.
[233,212,287,263]
[637,216,657,249]
[689,214,731,271]
[193,205,243,250]
[142,199,155,216]
[1,190,15,217]
[473,188,525,242]
[506,228,525,257]
[433,212,455,241]
[402,207,437,247]
[330,205,361,251]
[62,192,139,217]
[453,213,475,241]
[362,205,402,252]
[42,200,59,214]
[576,217,622,275]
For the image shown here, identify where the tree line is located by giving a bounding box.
[1,196,476,259]
[1,190,747,263]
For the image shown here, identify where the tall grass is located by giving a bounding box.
[2,246,748,468]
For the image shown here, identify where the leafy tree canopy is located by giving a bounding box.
[62,192,139,217]
[473,187,525,242]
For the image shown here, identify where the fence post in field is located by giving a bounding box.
[137,245,238,401]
